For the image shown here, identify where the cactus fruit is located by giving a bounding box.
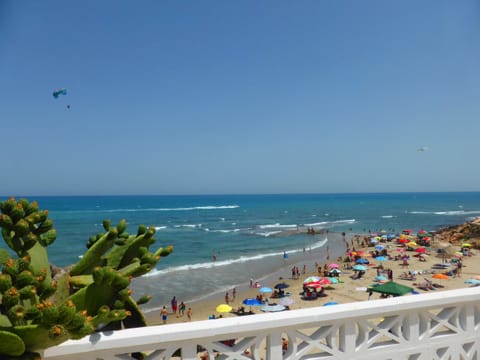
[0,197,173,359]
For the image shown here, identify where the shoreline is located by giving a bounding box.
[139,231,346,315]
[144,228,479,326]
[144,231,351,324]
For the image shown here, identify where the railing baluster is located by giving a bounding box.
[42,287,480,360]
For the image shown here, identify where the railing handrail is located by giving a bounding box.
[43,286,480,359]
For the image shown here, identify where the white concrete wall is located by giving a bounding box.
[42,286,480,360]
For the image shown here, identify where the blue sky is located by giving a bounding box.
[1,1,479,196]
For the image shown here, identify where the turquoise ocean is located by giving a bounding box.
[2,192,480,312]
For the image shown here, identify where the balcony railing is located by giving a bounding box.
[43,286,480,360]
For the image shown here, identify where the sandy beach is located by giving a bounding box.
[144,230,480,326]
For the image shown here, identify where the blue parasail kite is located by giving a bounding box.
[52,88,67,99]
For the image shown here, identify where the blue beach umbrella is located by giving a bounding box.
[323,301,338,306]
[259,287,273,294]
[243,298,262,306]
[356,258,369,264]
[274,282,290,290]
[375,275,388,282]
[464,279,480,285]
[375,256,388,262]
[242,298,263,312]
[353,265,368,271]
[375,245,385,251]
[327,277,339,284]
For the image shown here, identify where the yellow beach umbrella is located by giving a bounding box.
[216,304,233,313]
[462,243,472,247]
[406,241,417,247]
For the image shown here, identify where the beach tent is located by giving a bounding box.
[369,281,413,297]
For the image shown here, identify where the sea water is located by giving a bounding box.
[2,192,480,311]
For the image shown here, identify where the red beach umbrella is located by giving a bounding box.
[306,277,332,287]
[398,238,408,244]
[415,247,427,253]
[305,282,323,289]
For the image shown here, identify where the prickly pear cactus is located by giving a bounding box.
[0,197,173,359]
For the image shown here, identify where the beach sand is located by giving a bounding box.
[144,235,479,326]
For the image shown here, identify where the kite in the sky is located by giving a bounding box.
[417,146,429,152]
[52,88,67,99]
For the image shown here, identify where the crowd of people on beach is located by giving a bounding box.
[154,221,480,360]
[159,226,477,328]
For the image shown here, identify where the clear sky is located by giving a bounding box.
[1,1,479,196]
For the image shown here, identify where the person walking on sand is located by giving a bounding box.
[187,307,192,321]
[232,287,236,300]
[179,301,186,317]
[456,259,463,277]
[160,306,168,324]
[171,296,177,315]
[225,291,230,304]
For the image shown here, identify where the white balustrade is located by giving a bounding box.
[43,287,480,360]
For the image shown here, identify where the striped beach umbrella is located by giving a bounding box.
[303,276,321,284]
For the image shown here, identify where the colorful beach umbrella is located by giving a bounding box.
[356,258,369,264]
[274,282,290,290]
[398,238,408,244]
[242,298,262,306]
[406,241,417,247]
[323,301,338,306]
[375,256,388,262]
[259,287,273,294]
[465,279,480,285]
[303,276,321,284]
[415,247,427,253]
[353,265,367,271]
[327,277,339,284]
[375,245,385,251]
[305,282,323,289]
[308,277,332,286]
[216,304,232,313]
[462,243,472,247]
[328,263,340,268]
[242,298,262,312]
[432,274,449,280]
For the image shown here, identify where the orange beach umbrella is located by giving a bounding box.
[432,273,449,280]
